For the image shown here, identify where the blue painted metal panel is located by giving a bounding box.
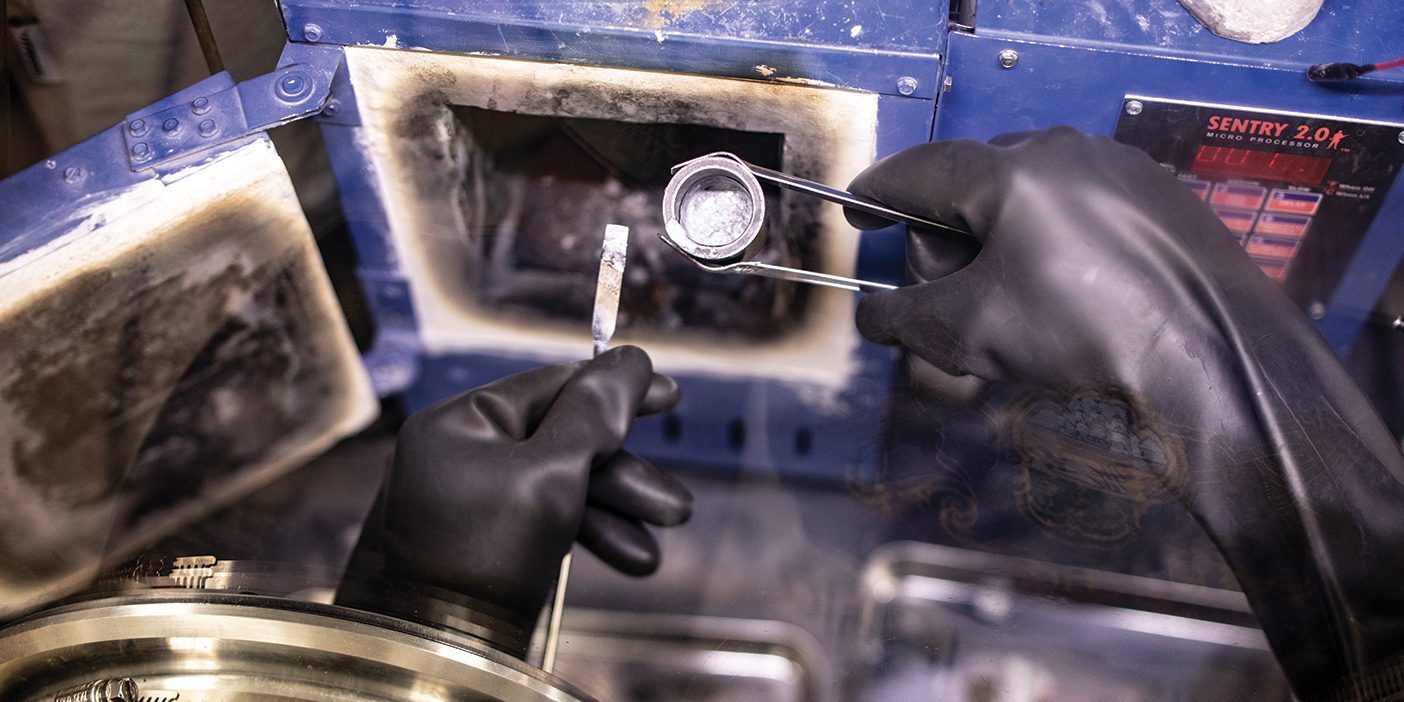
[281,0,946,53]
[935,31,1404,351]
[277,0,944,98]
[0,123,156,260]
[975,0,1404,70]
[408,351,894,480]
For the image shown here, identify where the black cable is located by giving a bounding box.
[183,0,224,75]
[1308,56,1404,83]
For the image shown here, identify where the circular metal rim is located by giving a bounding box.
[662,155,767,262]
[0,593,594,702]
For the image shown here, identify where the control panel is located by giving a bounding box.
[1115,97,1404,308]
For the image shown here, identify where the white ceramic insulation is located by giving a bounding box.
[0,139,377,614]
[1177,0,1323,43]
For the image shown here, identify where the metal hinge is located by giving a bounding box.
[120,45,343,171]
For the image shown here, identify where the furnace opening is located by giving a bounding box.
[448,107,815,339]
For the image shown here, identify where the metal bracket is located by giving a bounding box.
[120,60,337,171]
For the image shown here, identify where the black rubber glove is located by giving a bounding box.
[847,128,1404,702]
[337,346,691,657]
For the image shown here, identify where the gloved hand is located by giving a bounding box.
[847,128,1404,702]
[338,346,691,657]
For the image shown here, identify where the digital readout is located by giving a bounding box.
[1192,145,1332,186]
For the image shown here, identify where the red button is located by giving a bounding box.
[1245,235,1300,259]
[1180,178,1211,201]
[1213,207,1257,234]
[1253,257,1289,281]
[1254,213,1311,238]
[1211,183,1266,210]
[1266,189,1322,215]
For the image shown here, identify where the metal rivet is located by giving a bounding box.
[199,119,217,137]
[161,118,181,134]
[44,159,57,169]
[61,166,83,183]
[1397,130,1404,145]
[302,23,323,42]
[323,99,341,116]
[895,76,918,96]
[128,119,148,137]
[998,49,1019,69]
[192,96,211,115]
[275,71,313,102]
[131,143,151,160]
[1124,100,1144,116]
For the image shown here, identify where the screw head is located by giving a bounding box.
[998,49,1019,69]
[1397,130,1404,144]
[128,119,148,137]
[161,118,181,134]
[895,76,919,96]
[275,71,313,102]
[302,23,323,42]
[199,119,218,137]
[191,96,211,115]
[131,143,152,161]
[62,166,83,184]
[1309,301,1327,320]
[323,99,341,116]
[1124,100,1144,116]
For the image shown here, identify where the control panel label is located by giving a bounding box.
[1115,98,1404,308]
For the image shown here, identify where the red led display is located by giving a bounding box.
[1192,145,1332,186]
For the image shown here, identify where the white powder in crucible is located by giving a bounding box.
[679,182,755,246]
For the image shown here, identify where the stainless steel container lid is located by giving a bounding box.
[0,593,594,702]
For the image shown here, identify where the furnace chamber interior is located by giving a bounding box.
[448,106,803,339]
[346,48,879,385]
